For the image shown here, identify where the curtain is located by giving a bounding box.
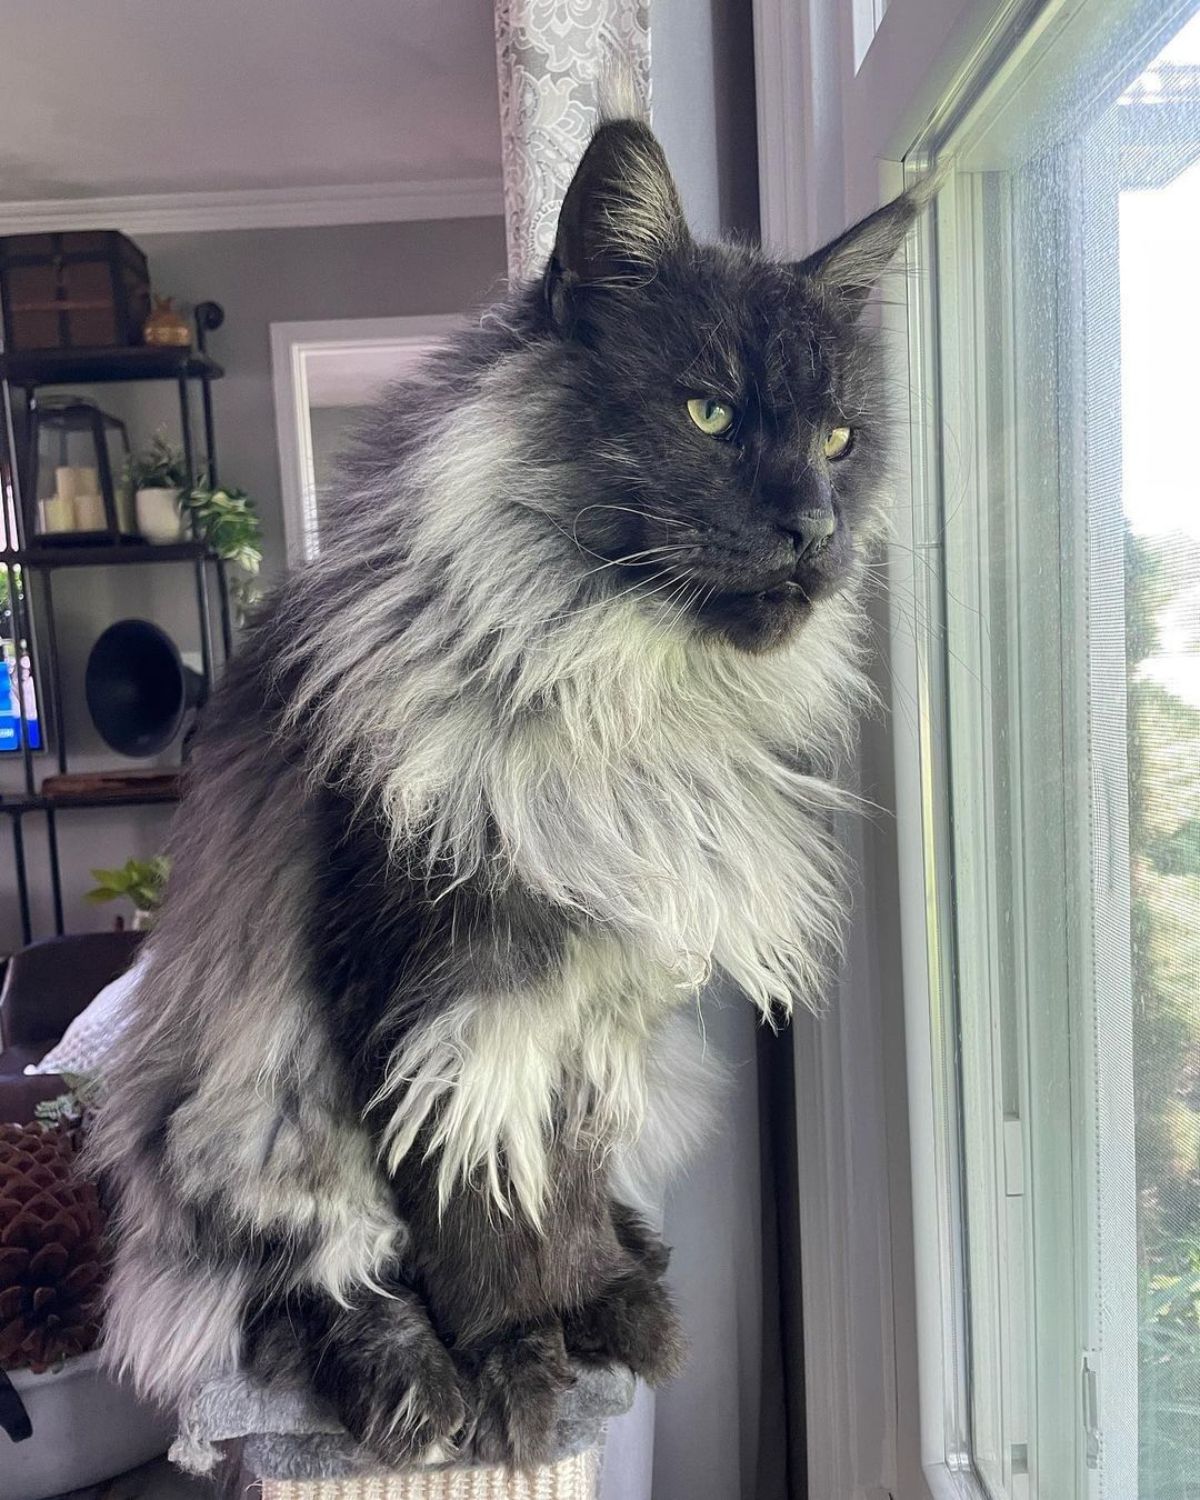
[494,0,651,280]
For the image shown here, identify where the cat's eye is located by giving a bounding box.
[823,425,854,460]
[687,397,736,437]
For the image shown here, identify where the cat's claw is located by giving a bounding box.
[347,1344,467,1468]
[464,1324,576,1468]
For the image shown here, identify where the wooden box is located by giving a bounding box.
[0,231,151,352]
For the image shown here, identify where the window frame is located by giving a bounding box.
[901,7,1198,1491]
[756,0,1198,1494]
[898,144,1094,1500]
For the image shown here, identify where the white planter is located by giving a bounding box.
[135,486,185,543]
[5,1350,174,1500]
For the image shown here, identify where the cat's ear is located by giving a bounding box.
[795,183,933,314]
[544,120,689,328]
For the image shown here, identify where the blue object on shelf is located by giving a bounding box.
[0,640,41,753]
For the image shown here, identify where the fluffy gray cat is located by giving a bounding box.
[92,111,924,1466]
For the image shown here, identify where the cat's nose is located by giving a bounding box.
[783,509,836,560]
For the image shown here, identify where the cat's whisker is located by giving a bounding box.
[572,501,703,534]
[577,544,697,580]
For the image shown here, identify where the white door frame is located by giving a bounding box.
[270,315,460,566]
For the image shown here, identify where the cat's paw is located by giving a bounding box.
[465,1324,576,1468]
[564,1269,686,1386]
[342,1341,467,1468]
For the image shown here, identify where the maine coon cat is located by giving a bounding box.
[92,111,925,1466]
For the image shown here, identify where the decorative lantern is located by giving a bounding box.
[26,396,132,543]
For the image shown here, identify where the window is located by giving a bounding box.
[900,1,1200,1495]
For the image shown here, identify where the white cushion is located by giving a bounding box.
[25,952,149,1077]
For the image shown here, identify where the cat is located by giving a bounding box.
[91,110,925,1467]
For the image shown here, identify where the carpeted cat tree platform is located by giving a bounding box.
[171,1364,634,1499]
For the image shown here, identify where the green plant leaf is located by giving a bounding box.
[83,856,170,913]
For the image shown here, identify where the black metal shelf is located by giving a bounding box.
[0,345,223,387]
[1,299,230,944]
[6,541,215,569]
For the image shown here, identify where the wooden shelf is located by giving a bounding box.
[0,345,222,386]
[1,787,180,814]
[4,541,215,569]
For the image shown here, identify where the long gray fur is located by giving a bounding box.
[90,112,925,1467]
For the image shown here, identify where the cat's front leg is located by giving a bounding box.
[562,1202,686,1384]
[612,1198,672,1275]
[459,1321,577,1466]
[252,1279,467,1467]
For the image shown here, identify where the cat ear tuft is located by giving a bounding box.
[545,120,689,327]
[796,179,936,314]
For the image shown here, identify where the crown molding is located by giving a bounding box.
[0,177,506,235]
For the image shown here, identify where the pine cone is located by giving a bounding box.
[0,1122,106,1373]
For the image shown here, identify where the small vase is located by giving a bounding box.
[132,908,155,931]
[135,486,183,543]
[143,294,191,347]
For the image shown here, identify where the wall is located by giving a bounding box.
[3,215,507,951]
[652,0,760,241]
[114,216,508,577]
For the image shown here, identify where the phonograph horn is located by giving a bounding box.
[85,619,205,758]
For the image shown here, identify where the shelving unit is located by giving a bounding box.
[1,301,232,943]
[0,347,222,387]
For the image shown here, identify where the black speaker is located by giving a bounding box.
[85,619,204,758]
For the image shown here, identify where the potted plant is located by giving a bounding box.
[184,482,264,624]
[126,432,188,543]
[85,855,170,930]
[2,1104,173,1499]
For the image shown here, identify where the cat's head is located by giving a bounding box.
[538,118,923,654]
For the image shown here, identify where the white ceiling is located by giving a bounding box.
[0,0,503,226]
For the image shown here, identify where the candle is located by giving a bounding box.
[55,465,78,501]
[73,466,99,495]
[73,492,106,530]
[39,496,76,533]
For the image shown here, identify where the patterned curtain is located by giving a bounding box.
[494,0,652,281]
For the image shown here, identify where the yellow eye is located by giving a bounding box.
[687,397,736,437]
[823,424,854,460]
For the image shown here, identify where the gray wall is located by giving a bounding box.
[653,0,760,241]
[3,215,507,951]
[110,216,507,577]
